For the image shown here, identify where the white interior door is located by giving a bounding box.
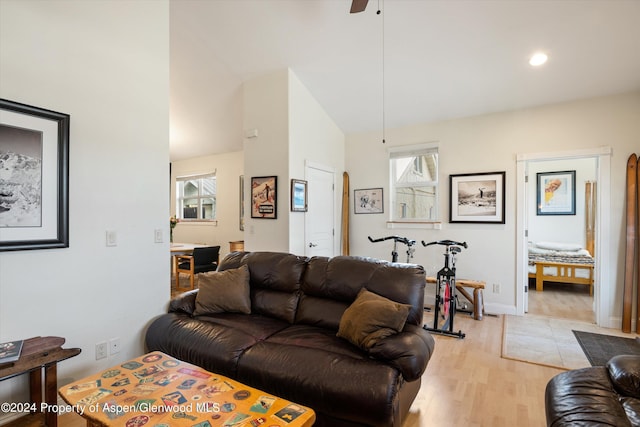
[305,163,335,258]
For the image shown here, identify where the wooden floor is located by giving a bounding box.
[11,282,589,427]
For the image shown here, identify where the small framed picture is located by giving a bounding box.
[450,171,505,224]
[291,179,307,212]
[354,188,384,214]
[251,176,277,219]
[536,170,576,215]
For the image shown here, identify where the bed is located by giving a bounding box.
[528,241,594,295]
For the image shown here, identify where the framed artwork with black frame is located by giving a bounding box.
[291,179,307,212]
[536,170,576,215]
[449,171,505,224]
[354,188,384,214]
[0,99,70,251]
[251,175,277,219]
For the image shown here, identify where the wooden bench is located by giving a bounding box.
[426,277,485,320]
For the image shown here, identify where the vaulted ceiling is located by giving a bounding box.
[170,0,640,161]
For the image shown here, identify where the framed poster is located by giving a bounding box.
[291,179,307,212]
[537,170,576,215]
[0,99,70,251]
[450,171,505,224]
[354,188,383,214]
[251,176,277,219]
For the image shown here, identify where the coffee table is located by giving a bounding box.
[59,351,315,427]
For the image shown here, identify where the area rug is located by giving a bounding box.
[573,330,640,366]
[501,314,590,370]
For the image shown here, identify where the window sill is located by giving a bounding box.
[386,221,442,230]
[176,220,218,226]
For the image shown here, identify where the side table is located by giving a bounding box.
[0,336,81,427]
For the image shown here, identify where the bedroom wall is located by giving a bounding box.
[170,151,244,260]
[527,157,597,247]
[346,91,640,318]
[0,0,169,417]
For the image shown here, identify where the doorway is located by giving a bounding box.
[516,147,612,327]
[305,162,335,258]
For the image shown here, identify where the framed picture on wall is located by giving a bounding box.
[0,98,70,251]
[251,175,277,219]
[354,188,384,214]
[291,179,307,212]
[536,170,576,215]
[449,171,505,223]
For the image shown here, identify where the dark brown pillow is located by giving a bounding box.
[337,288,410,350]
[193,265,251,315]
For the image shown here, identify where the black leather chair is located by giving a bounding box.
[174,246,220,289]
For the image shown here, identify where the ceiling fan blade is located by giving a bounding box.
[350,0,368,13]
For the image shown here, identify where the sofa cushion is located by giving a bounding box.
[337,288,410,350]
[145,312,289,378]
[236,336,411,427]
[298,256,425,329]
[218,252,308,323]
[194,265,251,316]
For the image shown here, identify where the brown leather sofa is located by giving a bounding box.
[145,251,436,427]
[545,354,640,426]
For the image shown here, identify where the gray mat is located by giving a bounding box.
[572,330,640,366]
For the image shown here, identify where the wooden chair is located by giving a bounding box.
[174,246,220,289]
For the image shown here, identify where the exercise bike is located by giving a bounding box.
[422,239,467,339]
[367,235,416,263]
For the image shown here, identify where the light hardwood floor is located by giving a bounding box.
[12,282,587,427]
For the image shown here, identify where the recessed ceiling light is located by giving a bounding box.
[529,52,548,67]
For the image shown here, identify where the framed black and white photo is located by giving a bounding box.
[536,170,576,215]
[291,179,307,212]
[0,99,70,251]
[450,171,505,224]
[251,175,277,219]
[354,188,384,214]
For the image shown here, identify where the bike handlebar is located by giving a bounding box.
[421,239,468,249]
[368,235,416,246]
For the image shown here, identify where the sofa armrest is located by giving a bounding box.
[168,289,199,315]
[368,324,435,381]
[607,355,640,399]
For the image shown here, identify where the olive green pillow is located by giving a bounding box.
[194,265,251,315]
[337,288,410,350]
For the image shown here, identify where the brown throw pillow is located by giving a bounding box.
[337,288,410,350]
[193,265,251,315]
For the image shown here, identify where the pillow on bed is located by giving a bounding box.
[535,241,583,252]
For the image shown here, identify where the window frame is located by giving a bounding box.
[175,172,217,222]
[388,143,440,224]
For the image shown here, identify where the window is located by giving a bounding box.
[389,144,439,222]
[176,173,216,220]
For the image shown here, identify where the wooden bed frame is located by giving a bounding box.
[528,261,594,296]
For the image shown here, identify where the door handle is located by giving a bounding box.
[309,243,318,248]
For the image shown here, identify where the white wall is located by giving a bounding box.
[527,158,597,246]
[0,0,169,414]
[346,91,640,317]
[170,151,244,260]
[242,69,346,255]
[242,70,290,252]
[288,70,345,256]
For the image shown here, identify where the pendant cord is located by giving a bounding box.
[378,0,385,143]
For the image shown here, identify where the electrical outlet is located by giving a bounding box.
[96,342,108,360]
[109,337,121,355]
[492,283,501,294]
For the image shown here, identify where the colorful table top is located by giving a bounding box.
[59,351,315,427]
